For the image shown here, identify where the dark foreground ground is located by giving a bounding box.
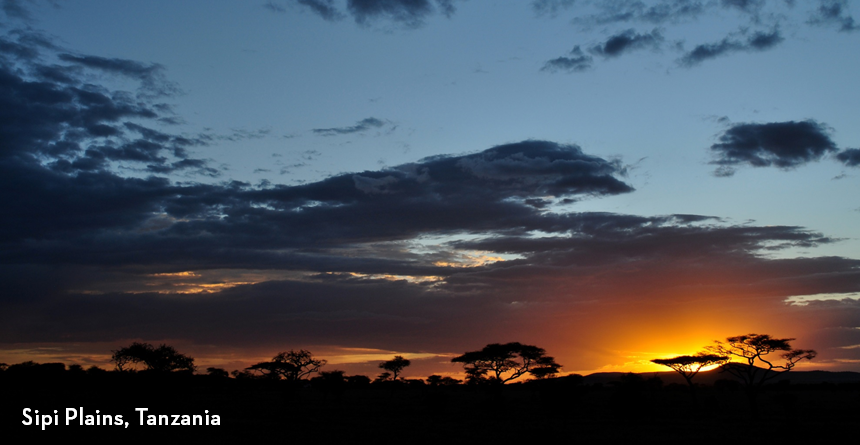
[3,373,859,443]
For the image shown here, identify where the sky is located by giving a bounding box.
[1,0,859,379]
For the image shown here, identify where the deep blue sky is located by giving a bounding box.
[1,0,859,376]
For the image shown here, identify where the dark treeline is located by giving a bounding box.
[4,359,859,442]
[4,335,859,441]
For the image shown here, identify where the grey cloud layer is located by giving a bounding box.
[4,213,858,355]
[1,137,635,269]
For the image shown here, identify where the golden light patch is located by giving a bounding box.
[149,271,200,277]
[168,282,256,294]
[143,271,257,294]
[785,292,860,305]
[324,351,438,365]
[346,272,444,284]
[433,252,506,268]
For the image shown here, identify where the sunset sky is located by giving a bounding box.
[2,0,859,379]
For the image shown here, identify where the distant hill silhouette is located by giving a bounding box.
[581,368,860,386]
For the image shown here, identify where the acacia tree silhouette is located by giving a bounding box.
[206,367,229,378]
[246,349,326,381]
[451,342,560,384]
[706,333,815,415]
[651,352,728,405]
[111,342,195,373]
[378,356,411,381]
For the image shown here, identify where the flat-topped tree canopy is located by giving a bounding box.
[452,342,561,384]
[111,342,195,373]
[246,349,326,381]
[651,353,729,385]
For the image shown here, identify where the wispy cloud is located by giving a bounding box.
[678,28,783,67]
[313,117,388,136]
[541,45,593,72]
[590,28,663,58]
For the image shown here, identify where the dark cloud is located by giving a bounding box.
[590,28,663,57]
[0,28,218,240]
[347,0,458,27]
[709,120,839,176]
[678,28,783,66]
[313,117,387,136]
[541,45,593,72]
[543,27,664,72]
[0,136,635,272]
[746,28,784,49]
[808,0,858,32]
[835,148,860,167]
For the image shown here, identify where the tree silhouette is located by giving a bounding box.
[451,342,561,384]
[378,355,411,381]
[652,353,728,386]
[706,333,816,414]
[246,349,326,381]
[206,367,229,378]
[651,352,728,405]
[111,342,195,373]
